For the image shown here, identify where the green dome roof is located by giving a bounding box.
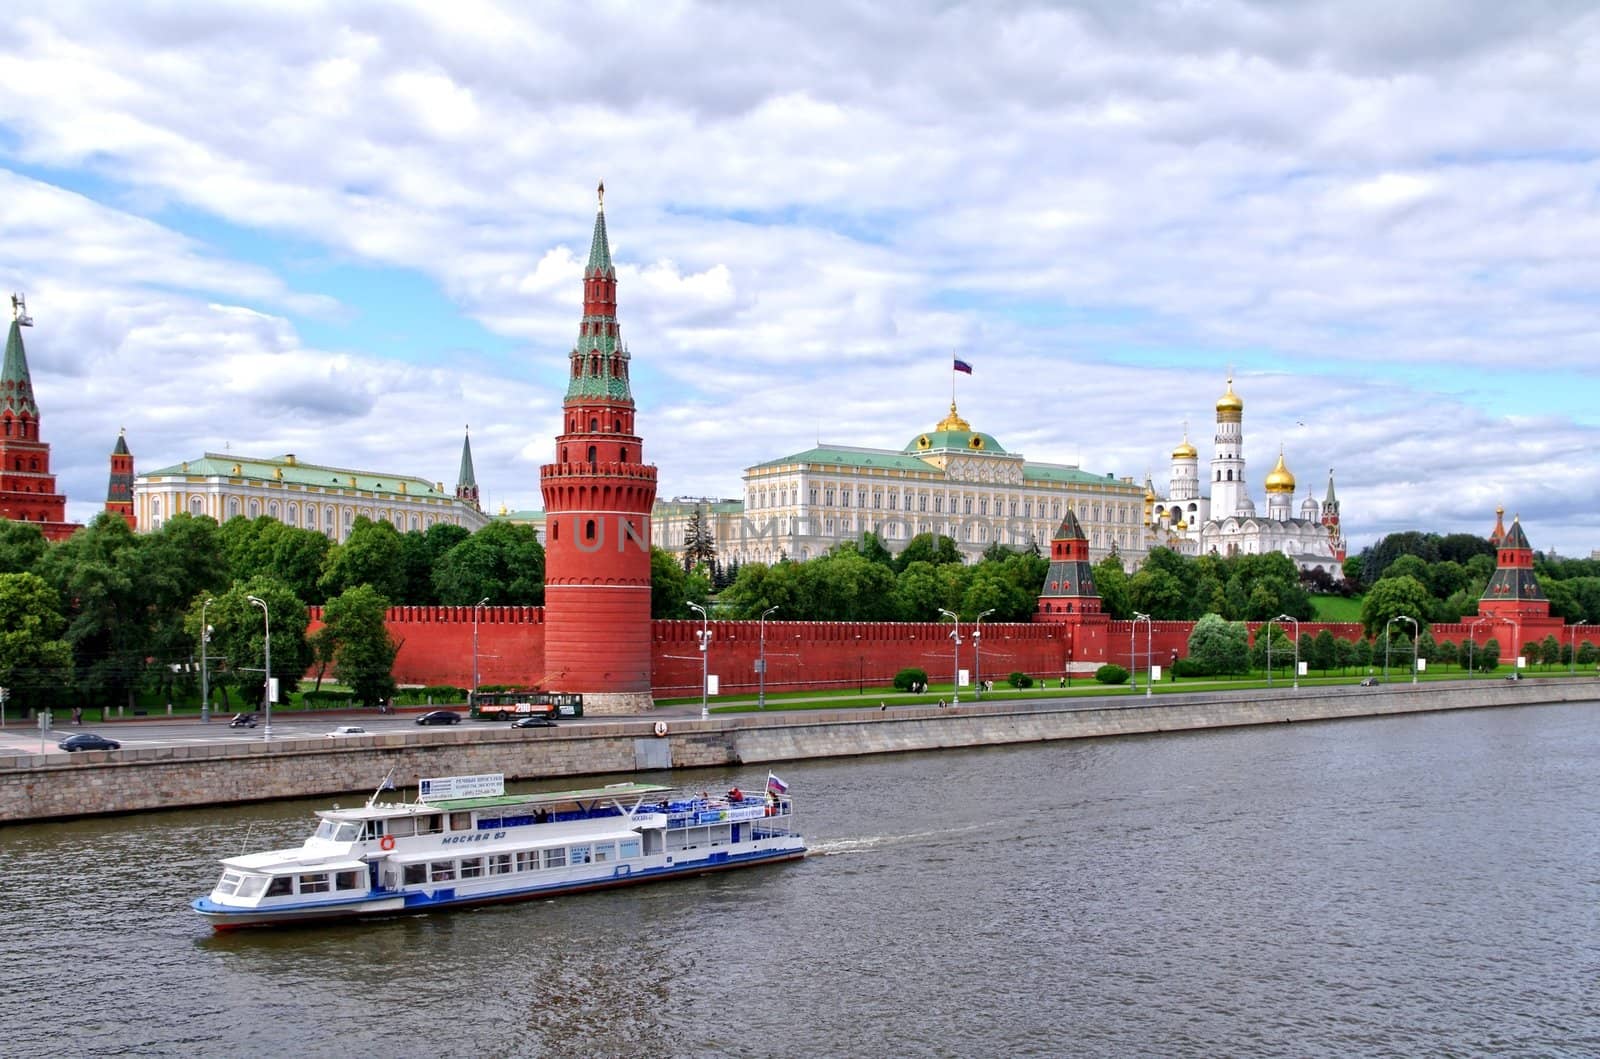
[904,402,1007,454]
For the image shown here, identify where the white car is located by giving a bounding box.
[326,725,368,738]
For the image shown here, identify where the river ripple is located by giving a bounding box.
[0,701,1595,1057]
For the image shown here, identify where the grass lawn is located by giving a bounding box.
[1310,594,1363,622]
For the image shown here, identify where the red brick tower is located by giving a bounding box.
[1478,513,1557,662]
[538,185,659,712]
[0,295,80,541]
[106,428,136,529]
[1035,511,1110,673]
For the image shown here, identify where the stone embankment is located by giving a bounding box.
[2,680,1594,822]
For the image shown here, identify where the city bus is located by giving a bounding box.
[467,691,584,721]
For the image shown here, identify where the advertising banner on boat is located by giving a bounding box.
[419,773,506,800]
[695,805,771,825]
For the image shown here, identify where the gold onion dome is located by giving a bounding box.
[1216,378,1243,415]
[1172,434,1198,460]
[936,402,971,432]
[1265,448,1296,493]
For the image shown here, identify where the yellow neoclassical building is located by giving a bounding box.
[732,402,1148,565]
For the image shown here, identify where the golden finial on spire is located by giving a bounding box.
[597,181,605,210]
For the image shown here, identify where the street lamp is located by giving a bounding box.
[1131,613,1150,693]
[855,634,863,695]
[1570,620,1588,676]
[200,597,215,723]
[1275,614,1301,690]
[938,608,962,703]
[974,609,994,697]
[1386,615,1418,684]
[1467,616,1490,677]
[247,595,272,740]
[472,596,490,703]
[687,601,711,720]
[757,605,779,709]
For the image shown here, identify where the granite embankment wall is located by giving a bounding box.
[3,680,1594,823]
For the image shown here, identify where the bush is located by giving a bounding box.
[893,667,928,692]
[1171,657,1208,678]
[301,689,355,709]
[1095,664,1129,685]
[1007,671,1033,688]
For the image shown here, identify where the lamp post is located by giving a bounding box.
[1131,613,1150,693]
[247,595,272,741]
[687,601,711,720]
[200,597,215,723]
[1467,616,1489,677]
[1275,614,1301,690]
[471,596,490,706]
[974,609,994,697]
[758,605,778,709]
[938,608,962,703]
[1386,615,1417,684]
[1570,620,1588,676]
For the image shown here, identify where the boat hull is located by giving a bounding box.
[195,846,805,930]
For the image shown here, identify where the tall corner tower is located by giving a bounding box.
[1479,514,1548,624]
[1210,376,1247,518]
[106,428,136,529]
[455,427,481,511]
[1035,511,1110,668]
[538,184,659,712]
[0,295,81,541]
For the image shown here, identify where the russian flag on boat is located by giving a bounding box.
[766,773,789,794]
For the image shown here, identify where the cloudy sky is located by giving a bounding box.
[3,1,1598,556]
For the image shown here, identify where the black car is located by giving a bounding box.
[228,712,258,728]
[511,715,557,728]
[59,733,121,752]
[415,710,463,726]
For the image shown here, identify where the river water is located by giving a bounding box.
[1,702,1595,1057]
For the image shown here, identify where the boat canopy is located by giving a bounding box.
[385,825,644,865]
[420,782,674,812]
[221,853,370,875]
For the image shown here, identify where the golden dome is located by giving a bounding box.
[1176,518,1187,530]
[1172,434,1198,460]
[1216,377,1243,415]
[935,402,971,433]
[1264,448,1296,493]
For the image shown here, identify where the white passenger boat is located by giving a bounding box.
[192,772,803,929]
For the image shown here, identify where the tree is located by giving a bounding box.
[319,516,407,601]
[1186,613,1249,675]
[432,521,545,605]
[651,546,691,618]
[1360,575,1433,637]
[1248,621,1293,671]
[0,572,72,714]
[683,506,717,570]
[1092,555,1132,619]
[1128,565,1188,620]
[1539,634,1562,668]
[0,519,47,575]
[1311,629,1337,673]
[35,513,146,709]
[317,585,398,706]
[194,580,312,708]
[893,532,961,573]
[1476,636,1502,673]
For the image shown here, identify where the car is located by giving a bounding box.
[511,715,557,728]
[415,710,463,726]
[59,733,121,752]
[326,725,368,738]
[228,712,258,728]
[1359,677,1379,687]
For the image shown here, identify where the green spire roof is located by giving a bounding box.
[457,430,477,489]
[2,318,38,418]
[587,183,614,276]
[113,429,130,455]
[1324,469,1338,505]
[1052,510,1087,541]
[1500,517,1530,551]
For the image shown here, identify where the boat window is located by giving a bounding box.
[266,877,293,897]
[419,815,444,835]
[592,842,615,863]
[459,857,484,879]
[570,845,592,865]
[238,875,269,898]
[619,839,641,859]
[450,812,472,832]
[430,861,456,882]
[362,820,384,840]
[403,864,426,885]
[543,848,566,869]
[516,851,539,872]
[488,854,513,875]
[215,871,245,896]
[323,822,360,842]
[388,817,417,838]
[314,820,337,840]
[336,870,362,890]
[299,873,331,894]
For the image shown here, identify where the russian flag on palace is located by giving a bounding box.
[766,773,789,794]
[953,358,973,374]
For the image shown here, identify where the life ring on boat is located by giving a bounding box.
[379,835,396,851]
[653,721,668,737]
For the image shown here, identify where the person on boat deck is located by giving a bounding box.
[727,787,743,802]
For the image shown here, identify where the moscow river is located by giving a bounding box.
[1,700,1595,1057]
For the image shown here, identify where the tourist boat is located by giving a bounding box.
[192,772,803,929]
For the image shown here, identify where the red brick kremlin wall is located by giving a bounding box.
[305,609,1594,697]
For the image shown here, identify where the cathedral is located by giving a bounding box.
[1144,377,1345,576]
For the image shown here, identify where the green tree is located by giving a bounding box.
[194,580,312,709]
[1248,621,1293,671]
[432,521,545,605]
[1186,613,1249,675]
[317,584,398,706]
[35,513,146,709]
[0,519,47,575]
[1092,555,1132,620]
[1311,629,1337,673]
[893,532,961,573]
[1128,565,1188,620]
[1539,634,1562,668]
[319,516,407,601]
[0,572,72,714]
[1436,639,1458,668]
[651,546,691,618]
[1333,635,1356,673]
[1360,575,1433,637]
